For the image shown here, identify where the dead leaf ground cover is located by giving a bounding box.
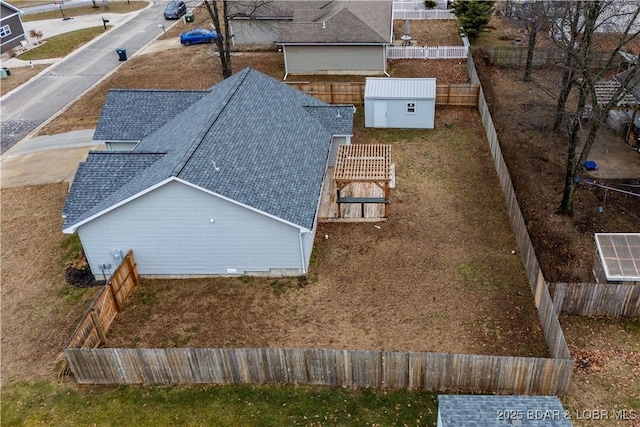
[560,316,640,427]
[393,19,463,47]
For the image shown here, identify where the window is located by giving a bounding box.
[0,25,11,38]
[406,102,416,114]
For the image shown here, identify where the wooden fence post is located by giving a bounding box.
[90,309,107,346]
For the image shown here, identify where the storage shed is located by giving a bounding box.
[364,77,436,129]
[437,395,572,427]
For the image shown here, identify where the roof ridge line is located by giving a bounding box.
[171,68,252,177]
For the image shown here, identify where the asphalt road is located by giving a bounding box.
[0,1,167,153]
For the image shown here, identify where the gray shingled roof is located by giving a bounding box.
[614,66,640,101]
[438,395,572,427]
[92,89,209,142]
[228,1,330,19]
[278,0,392,44]
[63,68,353,232]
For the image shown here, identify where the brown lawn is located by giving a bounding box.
[106,108,548,357]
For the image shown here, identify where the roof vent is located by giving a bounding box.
[322,21,326,29]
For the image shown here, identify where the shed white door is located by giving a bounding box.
[373,101,387,128]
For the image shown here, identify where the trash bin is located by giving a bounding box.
[2,67,11,76]
[0,68,7,79]
[184,11,194,23]
[115,48,127,61]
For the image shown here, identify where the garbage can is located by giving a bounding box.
[184,11,194,23]
[115,48,127,61]
[2,67,11,76]
[0,69,7,79]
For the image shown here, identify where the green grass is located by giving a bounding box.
[59,233,83,265]
[21,1,148,22]
[18,26,108,60]
[1,381,439,426]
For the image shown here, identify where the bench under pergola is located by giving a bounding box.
[333,144,392,218]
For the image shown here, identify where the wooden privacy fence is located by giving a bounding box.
[479,47,624,70]
[436,84,479,106]
[387,45,468,60]
[66,250,139,349]
[286,81,479,107]
[65,347,573,394]
[551,282,640,318]
[286,81,365,105]
[467,51,572,362]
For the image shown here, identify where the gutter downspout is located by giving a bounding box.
[383,45,390,77]
[282,45,289,80]
[298,231,307,274]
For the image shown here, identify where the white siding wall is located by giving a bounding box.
[105,141,138,151]
[364,98,435,128]
[78,180,306,276]
[284,45,386,75]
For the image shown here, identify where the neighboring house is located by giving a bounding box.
[600,66,640,142]
[62,68,354,277]
[364,77,437,129]
[278,0,393,77]
[227,1,311,46]
[437,395,572,427]
[0,1,25,54]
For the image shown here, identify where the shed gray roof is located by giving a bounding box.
[63,68,353,232]
[278,0,392,44]
[92,89,209,142]
[438,395,572,427]
[365,77,437,99]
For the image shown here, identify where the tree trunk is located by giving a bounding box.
[203,0,233,79]
[552,59,574,130]
[523,21,538,82]
[557,83,587,215]
[552,1,583,131]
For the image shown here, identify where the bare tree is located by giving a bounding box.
[554,0,640,215]
[202,0,273,79]
[511,1,556,82]
[551,1,585,130]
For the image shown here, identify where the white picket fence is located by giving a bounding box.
[392,1,455,19]
[393,9,456,19]
[387,45,468,60]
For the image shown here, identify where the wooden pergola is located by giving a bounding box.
[333,144,392,218]
[594,67,640,144]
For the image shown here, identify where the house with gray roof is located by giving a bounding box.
[279,0,393,77]
[63,68,354,277]
[228,1,392,77]
[437,395,572,427]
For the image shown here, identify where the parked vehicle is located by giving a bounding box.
[180,28,218,45]
[164,1,186,19]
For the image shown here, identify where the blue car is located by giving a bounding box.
[180,29,218,46]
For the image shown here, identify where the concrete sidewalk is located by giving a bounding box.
[1,129,103,189]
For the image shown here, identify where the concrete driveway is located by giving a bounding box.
[0,130,102,189]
